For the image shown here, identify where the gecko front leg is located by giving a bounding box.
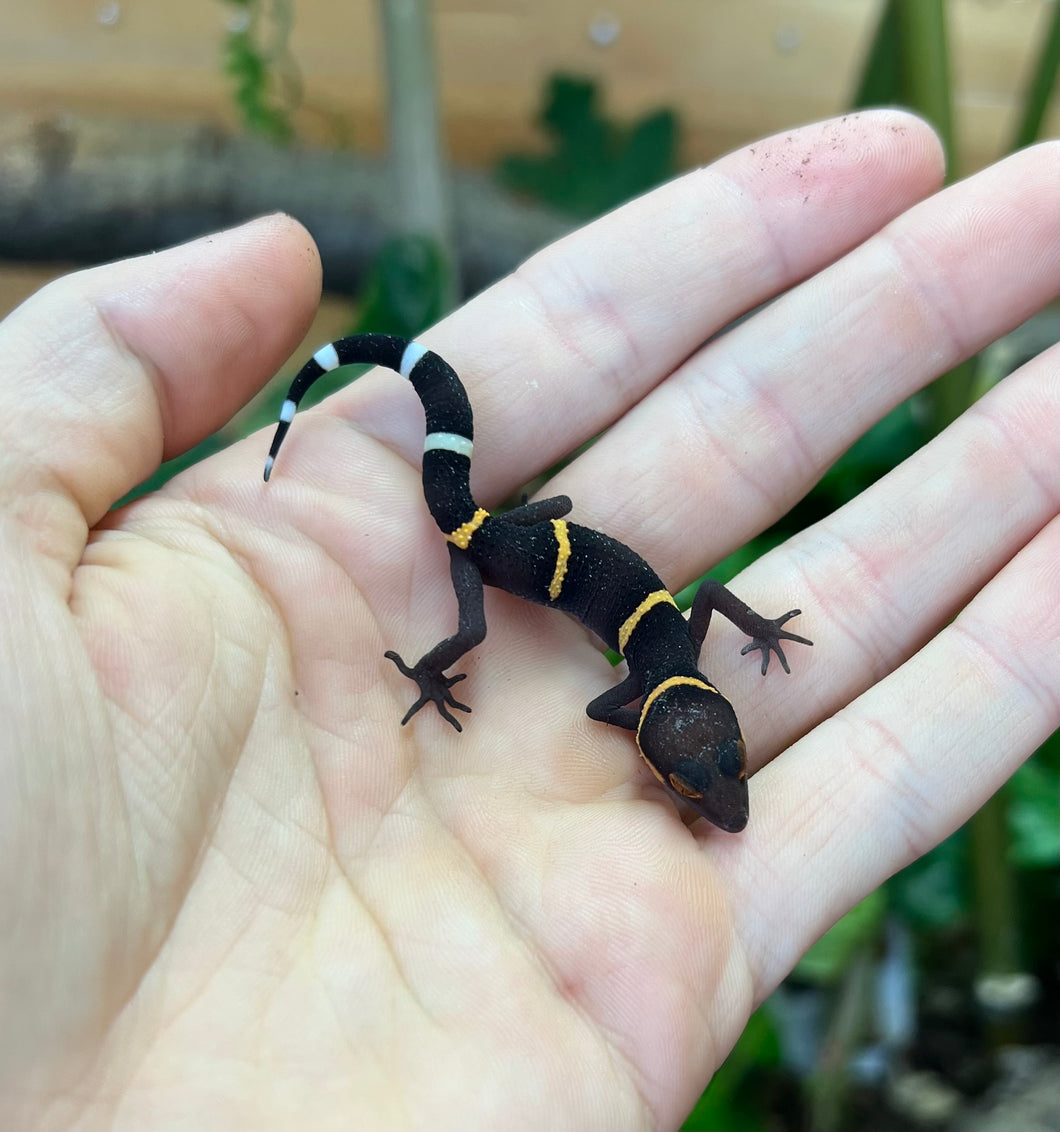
[688,578,812,675]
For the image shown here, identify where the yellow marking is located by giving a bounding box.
[638,747,668,785]
[617,589,677,654]
[668,772,703,799]
[635,675,717,743]
[444,507,489,549]
[548,519,571,600]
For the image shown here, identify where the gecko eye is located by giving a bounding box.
[668,771,703,799]
[717,737,746,780]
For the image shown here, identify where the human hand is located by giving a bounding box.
[1,112,1056,1129]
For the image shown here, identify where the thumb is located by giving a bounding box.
[0,214,321,570]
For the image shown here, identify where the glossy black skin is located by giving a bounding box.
[265,334,812,832]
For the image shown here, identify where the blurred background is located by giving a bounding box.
[1,2,1056,1129]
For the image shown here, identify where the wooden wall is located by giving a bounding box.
[1,0,1055,175]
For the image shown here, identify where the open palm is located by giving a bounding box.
[2,112,1056,1130]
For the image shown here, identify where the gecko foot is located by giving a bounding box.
[384,651,472,731]
[739,610,813,675]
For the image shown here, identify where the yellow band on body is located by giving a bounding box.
[636,675,717,740]
[548,519,571,600]
[445,508,490,549]
[617,589,677,654]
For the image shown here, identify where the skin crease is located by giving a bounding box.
[0,112,1057,1129]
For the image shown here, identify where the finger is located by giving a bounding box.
[686,343,1059,763]
[0,215,320,561]
[720,516,1059,999]
[555,141,1059,582]
[305,111,942,498]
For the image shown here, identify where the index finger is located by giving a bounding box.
[324,111,943,500]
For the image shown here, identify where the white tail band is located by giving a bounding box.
[400,341,429,379]
[424,432,473,458]
[313,343,341,372]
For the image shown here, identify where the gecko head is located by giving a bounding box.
[636,680,749,833]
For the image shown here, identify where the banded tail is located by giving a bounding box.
[263,334,480,536]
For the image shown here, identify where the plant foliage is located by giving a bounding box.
[498,75,678,218]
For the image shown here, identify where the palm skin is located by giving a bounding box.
[1,112,1056,1130]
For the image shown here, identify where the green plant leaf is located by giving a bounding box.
[498,73,678,218]
[889,829,969,928]
[794,888,887,985]
[1006,734,1060,868]
[814,397,927,508]
[851,0,902,108]
[219,0,299,144]
[354,234,449,339]
[682,1007,781,1131]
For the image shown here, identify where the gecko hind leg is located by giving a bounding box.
[384,651,472,730]
[385,544,486,731]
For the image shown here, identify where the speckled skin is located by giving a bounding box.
[264,334,812,831]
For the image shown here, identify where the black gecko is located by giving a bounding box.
[264,334,811,832]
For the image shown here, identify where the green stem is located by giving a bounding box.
[1011,1,1060,151]
[894,0,957,179]
[378,0,460,310]
[807,946,874,1132]
[969,790,1034,1045]
[893,0,971,433]
[969,793,1019,977]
